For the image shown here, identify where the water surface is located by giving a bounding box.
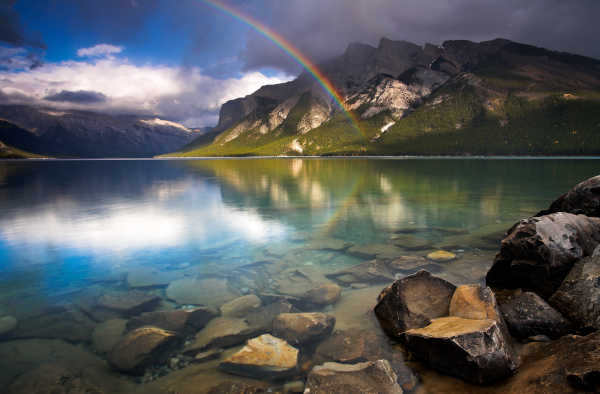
[0,158,598,391]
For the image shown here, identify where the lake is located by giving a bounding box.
[0,157,599,392]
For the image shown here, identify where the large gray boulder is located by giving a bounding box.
[498,290,572,339]
[537,175,600,218]
[403,316,518,384]
[550,256,600,331]
[374,270,456,339]
[304,360,403,394]
[486,213,600,298]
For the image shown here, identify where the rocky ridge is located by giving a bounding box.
[173,37,600,157]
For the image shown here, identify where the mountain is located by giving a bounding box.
[169,38,600,157]
[0,139,44,159]
[0,106,199,158]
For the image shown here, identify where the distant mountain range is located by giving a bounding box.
[168,38,600,157]
[0,106,200,158]
[2,38,599,159]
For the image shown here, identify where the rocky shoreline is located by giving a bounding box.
[1,176,600,393]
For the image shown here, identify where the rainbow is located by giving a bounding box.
[200,0,361,132]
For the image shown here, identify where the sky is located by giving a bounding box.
[0,0,599,127]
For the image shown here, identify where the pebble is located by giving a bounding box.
[426,250,457,262]
[169,357,179,369]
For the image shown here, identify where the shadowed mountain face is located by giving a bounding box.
[173,38,600,157]
[0,106,198,158]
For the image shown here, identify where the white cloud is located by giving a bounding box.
[77,43,124,57]
[0,51,293,126]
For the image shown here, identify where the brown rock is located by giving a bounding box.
[315,328,418,391]
[185,317,260,353]
[272,313,335,345]
[449,284,502,321]
[206,381,275,394]
[403,316,517,384]
[503,331,600,392]
[304,360,402,394]
[486,213,600,298]
[6,364,104,394]
[303,283,341,306]
[91,319,127,354]
[374,270,456,339]
[426,250,457,262]
[127,307,217,334]
[220,334,299,379]
[245,300,296,331]
[108,327,180,374]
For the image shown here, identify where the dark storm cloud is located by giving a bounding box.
[44,90,108,104]
[240,0,600,73]
[0,0,44,48]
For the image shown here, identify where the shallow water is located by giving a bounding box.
[0,158,599,392]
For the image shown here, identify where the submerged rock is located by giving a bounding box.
[220,334,299,380]
[6,364,104,394]
[391,234,433,251]
[307,238,353,251]
[127,307,217,333]
[326,259,395,285]
[304,360,402,394]
[403,316,517,384]
[302,283,341,306]
[486,213,600,298]
[193,348,223,363]
[206,381,274,394]
[220,295,262,318]
[126,267,178,288]
[98,290,161,316]
[272,313,335,346]
[499,290,572,339]
[185,317,260,353]
[374,270,456,339]
[0,315,17,336]
[537,175,600,218]
[245,300,296,331]
[166,277,238,309]
[108,327,180,374]
[92,318,127,354]
[314,328,418,391]
[346,244,404,260]
[388,255,440,274]
[11,307,95,343]
[549,256,600,330]
[426,250,457,262]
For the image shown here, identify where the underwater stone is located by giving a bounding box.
[0,315,17,336]
[220,334,299,380]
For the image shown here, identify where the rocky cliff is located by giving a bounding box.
[173,37,600,157]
